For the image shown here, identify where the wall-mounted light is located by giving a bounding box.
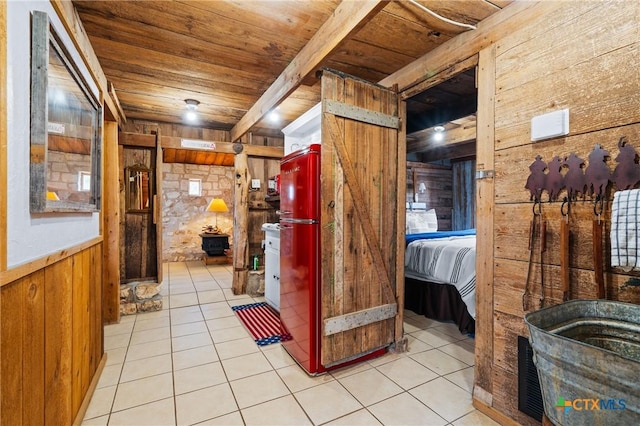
[418,182,427,193]
[433,125,445,142]
[184,98,200,123]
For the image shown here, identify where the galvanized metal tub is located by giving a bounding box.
[524,299,640,425]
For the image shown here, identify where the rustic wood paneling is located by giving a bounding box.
[486,1,640,422]
[408,164,453,231]
[73,0,512,134]
[1,277,25,426]
[45,257,73,424]
[495,123,640,205]
[23,271,45,425]
[92,245,104,374]
[1,245,103,426]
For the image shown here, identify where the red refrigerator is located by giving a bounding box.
[279,144,322,374]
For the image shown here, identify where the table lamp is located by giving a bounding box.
[203,198,228,234]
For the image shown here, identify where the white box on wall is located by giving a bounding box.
[531,109,569,142]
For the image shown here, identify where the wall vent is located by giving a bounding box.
[518,335,544,421]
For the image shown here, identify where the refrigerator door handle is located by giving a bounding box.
[276,210,291,216]
[280,218,318,225]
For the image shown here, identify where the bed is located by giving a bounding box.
[404,227,476,335]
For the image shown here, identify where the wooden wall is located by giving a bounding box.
[488,2,640,423]
[247,136,281,267]
[407,162,453,230]
[406,159,477,232]
[0,242,104,425]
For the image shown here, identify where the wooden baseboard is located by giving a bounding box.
[473,397,521,426]
[72,353,107,426]
[202,254,231,265]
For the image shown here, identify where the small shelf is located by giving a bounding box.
[265,195,280,203]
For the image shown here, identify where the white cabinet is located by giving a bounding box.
[261,224,280,311]
[282,102,321,155]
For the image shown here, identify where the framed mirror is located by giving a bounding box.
[125,165,153,213]
[30,10,102,213]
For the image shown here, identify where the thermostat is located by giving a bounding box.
[531,109,569,142]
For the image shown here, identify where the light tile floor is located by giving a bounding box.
[83,261,499,426]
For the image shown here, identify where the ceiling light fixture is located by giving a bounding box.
[184,99,200,123]
[433,125,445,142]
[267,107,281,124]
[185,99,200,110]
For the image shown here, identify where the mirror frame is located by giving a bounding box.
[125,165,154,213]
[30,10,102,213]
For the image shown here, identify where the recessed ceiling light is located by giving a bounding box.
[434,125,445,132]
[184,99,200,110]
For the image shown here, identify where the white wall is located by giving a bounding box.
[6,1,101,268]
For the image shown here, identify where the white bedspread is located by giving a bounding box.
[405,236,476,319]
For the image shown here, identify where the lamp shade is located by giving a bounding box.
[206,198,228,213]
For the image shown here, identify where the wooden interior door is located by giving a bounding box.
[121,146,158,282]
[319,69,402,366]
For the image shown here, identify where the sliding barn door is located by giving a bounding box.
[320,69,402,366]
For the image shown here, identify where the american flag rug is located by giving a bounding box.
[232,302,292,346]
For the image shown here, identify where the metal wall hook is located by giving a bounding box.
[533,198,542,216]
[593,195,604,223]
[561,197,570,223]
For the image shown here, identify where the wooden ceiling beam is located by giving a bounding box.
[379,0,535,92]
[230,0,389,142]
[418,141,476,163]
[161,136,283,160]
[407,122,476,153]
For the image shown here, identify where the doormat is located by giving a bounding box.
[232,302,291,346]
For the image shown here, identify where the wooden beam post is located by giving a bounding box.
[473,44,496,401]
[232,145,250,295]
[394,97,408,350]
[230,0,387,142]
[102,121,120,324]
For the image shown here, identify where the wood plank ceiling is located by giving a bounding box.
[73,0,512,162]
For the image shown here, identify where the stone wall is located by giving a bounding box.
[47,150,92,203]
[162,162,234,262]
